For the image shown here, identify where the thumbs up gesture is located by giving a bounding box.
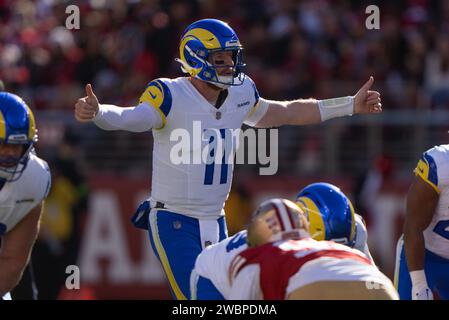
[75,84,100,122]
[354,76,382,114]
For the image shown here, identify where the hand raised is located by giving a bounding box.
[74,84,100,122]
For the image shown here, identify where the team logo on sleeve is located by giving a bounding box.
[416,159,426,175]
[414,153,439,193]
[140,82,164,108]
[138,80,172,128]
[139,81,164,108]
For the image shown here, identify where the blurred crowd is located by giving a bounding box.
[4,0,447,297]
[1,0,449,112]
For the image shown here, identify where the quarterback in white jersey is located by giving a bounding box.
[396,144,449,300]
[75,19,382,299]
[136,75,262,218]
[0,92,51,299]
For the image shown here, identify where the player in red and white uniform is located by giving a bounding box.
[228,199,398,300]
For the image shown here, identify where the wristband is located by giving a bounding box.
[318,96,354,121]
[410,269,428,290]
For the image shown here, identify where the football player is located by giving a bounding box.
[0,92,51,299]
[191,182,374,299]
[75,19,382,300]
[395,145,449,299]
[228,198,397,300]
[296,182,374,262]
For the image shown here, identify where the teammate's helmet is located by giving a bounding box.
[0,92,37,182]
[247,198,310,247]
[176,19,245,89]
[295,182,356,247]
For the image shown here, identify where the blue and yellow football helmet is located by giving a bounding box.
[295,182,356,247]
[0,92,37,182]
[176,19,245,88]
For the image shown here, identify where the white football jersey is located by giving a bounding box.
[139,75,268,218]
[0,153,51,237]
[193,230,248,299]
[414,144,449,259]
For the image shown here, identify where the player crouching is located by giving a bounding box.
[228,199,398,300]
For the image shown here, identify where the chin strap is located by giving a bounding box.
[207,79,231,90]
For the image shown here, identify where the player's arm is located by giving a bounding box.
[75,83,167,131]
[0,203,43,296]
[403,155,438,299]
[248,77,381,128]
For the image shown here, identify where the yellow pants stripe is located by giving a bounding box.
[149,210,187,300]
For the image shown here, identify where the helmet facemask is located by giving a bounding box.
[177,44,245,89]
[0,141,34,182]
[202,47,246,89]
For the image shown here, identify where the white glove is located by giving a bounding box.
[412,286,433,300]
[410,270,433,300]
